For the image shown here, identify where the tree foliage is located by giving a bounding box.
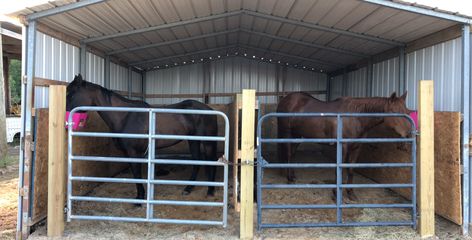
[9,59,21,105]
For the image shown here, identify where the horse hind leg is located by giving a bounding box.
[281,143,300,183]
[203,141,217,196]
[183,140,201,195]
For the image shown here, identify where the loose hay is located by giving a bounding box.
[28,150,468,240]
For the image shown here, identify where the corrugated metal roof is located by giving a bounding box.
[8,0,471,72]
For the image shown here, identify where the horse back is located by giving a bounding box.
[276,92,345,139]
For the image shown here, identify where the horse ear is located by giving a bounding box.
[400,91,408,101]
[389,92,397,99]
[73,74,83,83]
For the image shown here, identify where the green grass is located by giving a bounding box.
[0,154,18,168]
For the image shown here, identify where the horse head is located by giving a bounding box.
[66,74,97,111]
[383,92,413,137]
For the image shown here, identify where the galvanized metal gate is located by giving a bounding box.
[256,112,417,229]
[67,106,230,226]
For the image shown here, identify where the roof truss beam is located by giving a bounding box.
[242,10,404,46]
[83,10,243,44]
[364,0,471,24]
[26,0,107,21]
[240,29,369,58]
[0,27,22,40]
[108,29,239,55]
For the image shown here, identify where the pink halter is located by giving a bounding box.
[65,111,88,130]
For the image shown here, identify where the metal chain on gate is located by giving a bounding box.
[217,155,260,166]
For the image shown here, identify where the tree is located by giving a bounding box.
[0,36,8,160]
[9,59,21,105]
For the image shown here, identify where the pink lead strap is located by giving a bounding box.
[409,111,418,130]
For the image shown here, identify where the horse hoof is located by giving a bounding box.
[287,177,296,183]
[347,191,358,202]
[207,191,215,197]
[155,169,170,176]
[182,190,191,195]
[133,203,142,207]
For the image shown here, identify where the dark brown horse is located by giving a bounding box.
[276,92,411,200]
[66,75,218,203]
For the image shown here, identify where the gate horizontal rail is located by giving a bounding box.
[67,106,230,227]
[256,112,417,230]
[71,156,225,166]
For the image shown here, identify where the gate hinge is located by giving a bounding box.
[19,187,28,197]
[22,75,27,85]
[461,164,464,175]
[30,141,35,152]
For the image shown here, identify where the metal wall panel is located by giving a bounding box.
[285,68,327,101]
[405,37,462,111]
[85,52,104,86]
[145,63,204,105]
[209,57,278,104]
[33,31,141,107]
[34,31,79,108]
[372,57,400,98]
[109,62,129,92]
[145,57,327,104]
[346,67,368,97]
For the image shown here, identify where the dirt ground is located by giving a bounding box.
[21,148,471,240]
[0,144,20,240]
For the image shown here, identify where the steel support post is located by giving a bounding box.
[399,47,406,94]
[80,43,87,76]
[104,55,110,88]
[462,24,471,235]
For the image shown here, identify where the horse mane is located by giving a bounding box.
[85,81,150,107]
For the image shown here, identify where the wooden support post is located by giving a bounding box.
[418,80,434,237]
[240,89,256,240]
[232,93,242,212]
[47,85,67,237]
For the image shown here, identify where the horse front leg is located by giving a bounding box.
[183,140,202,195]
[333,144,350,202]
[346,143,361,201]
[130,163,145,206]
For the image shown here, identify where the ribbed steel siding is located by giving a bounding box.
[329,75,344,100]
[109,62,128,92]
[372,57,400,98]
[405,38,462,111]
[210,57,277,104]
[86,52,104,86]
[285,68,327,101]
[145,57,327,104]
[346,67,368,97]
[145,63,204,105]
[34,31,79,108]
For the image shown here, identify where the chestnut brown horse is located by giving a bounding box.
[66,74,218,204]
[276,92,411,200]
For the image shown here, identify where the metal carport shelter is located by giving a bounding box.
[7,0,472,238]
